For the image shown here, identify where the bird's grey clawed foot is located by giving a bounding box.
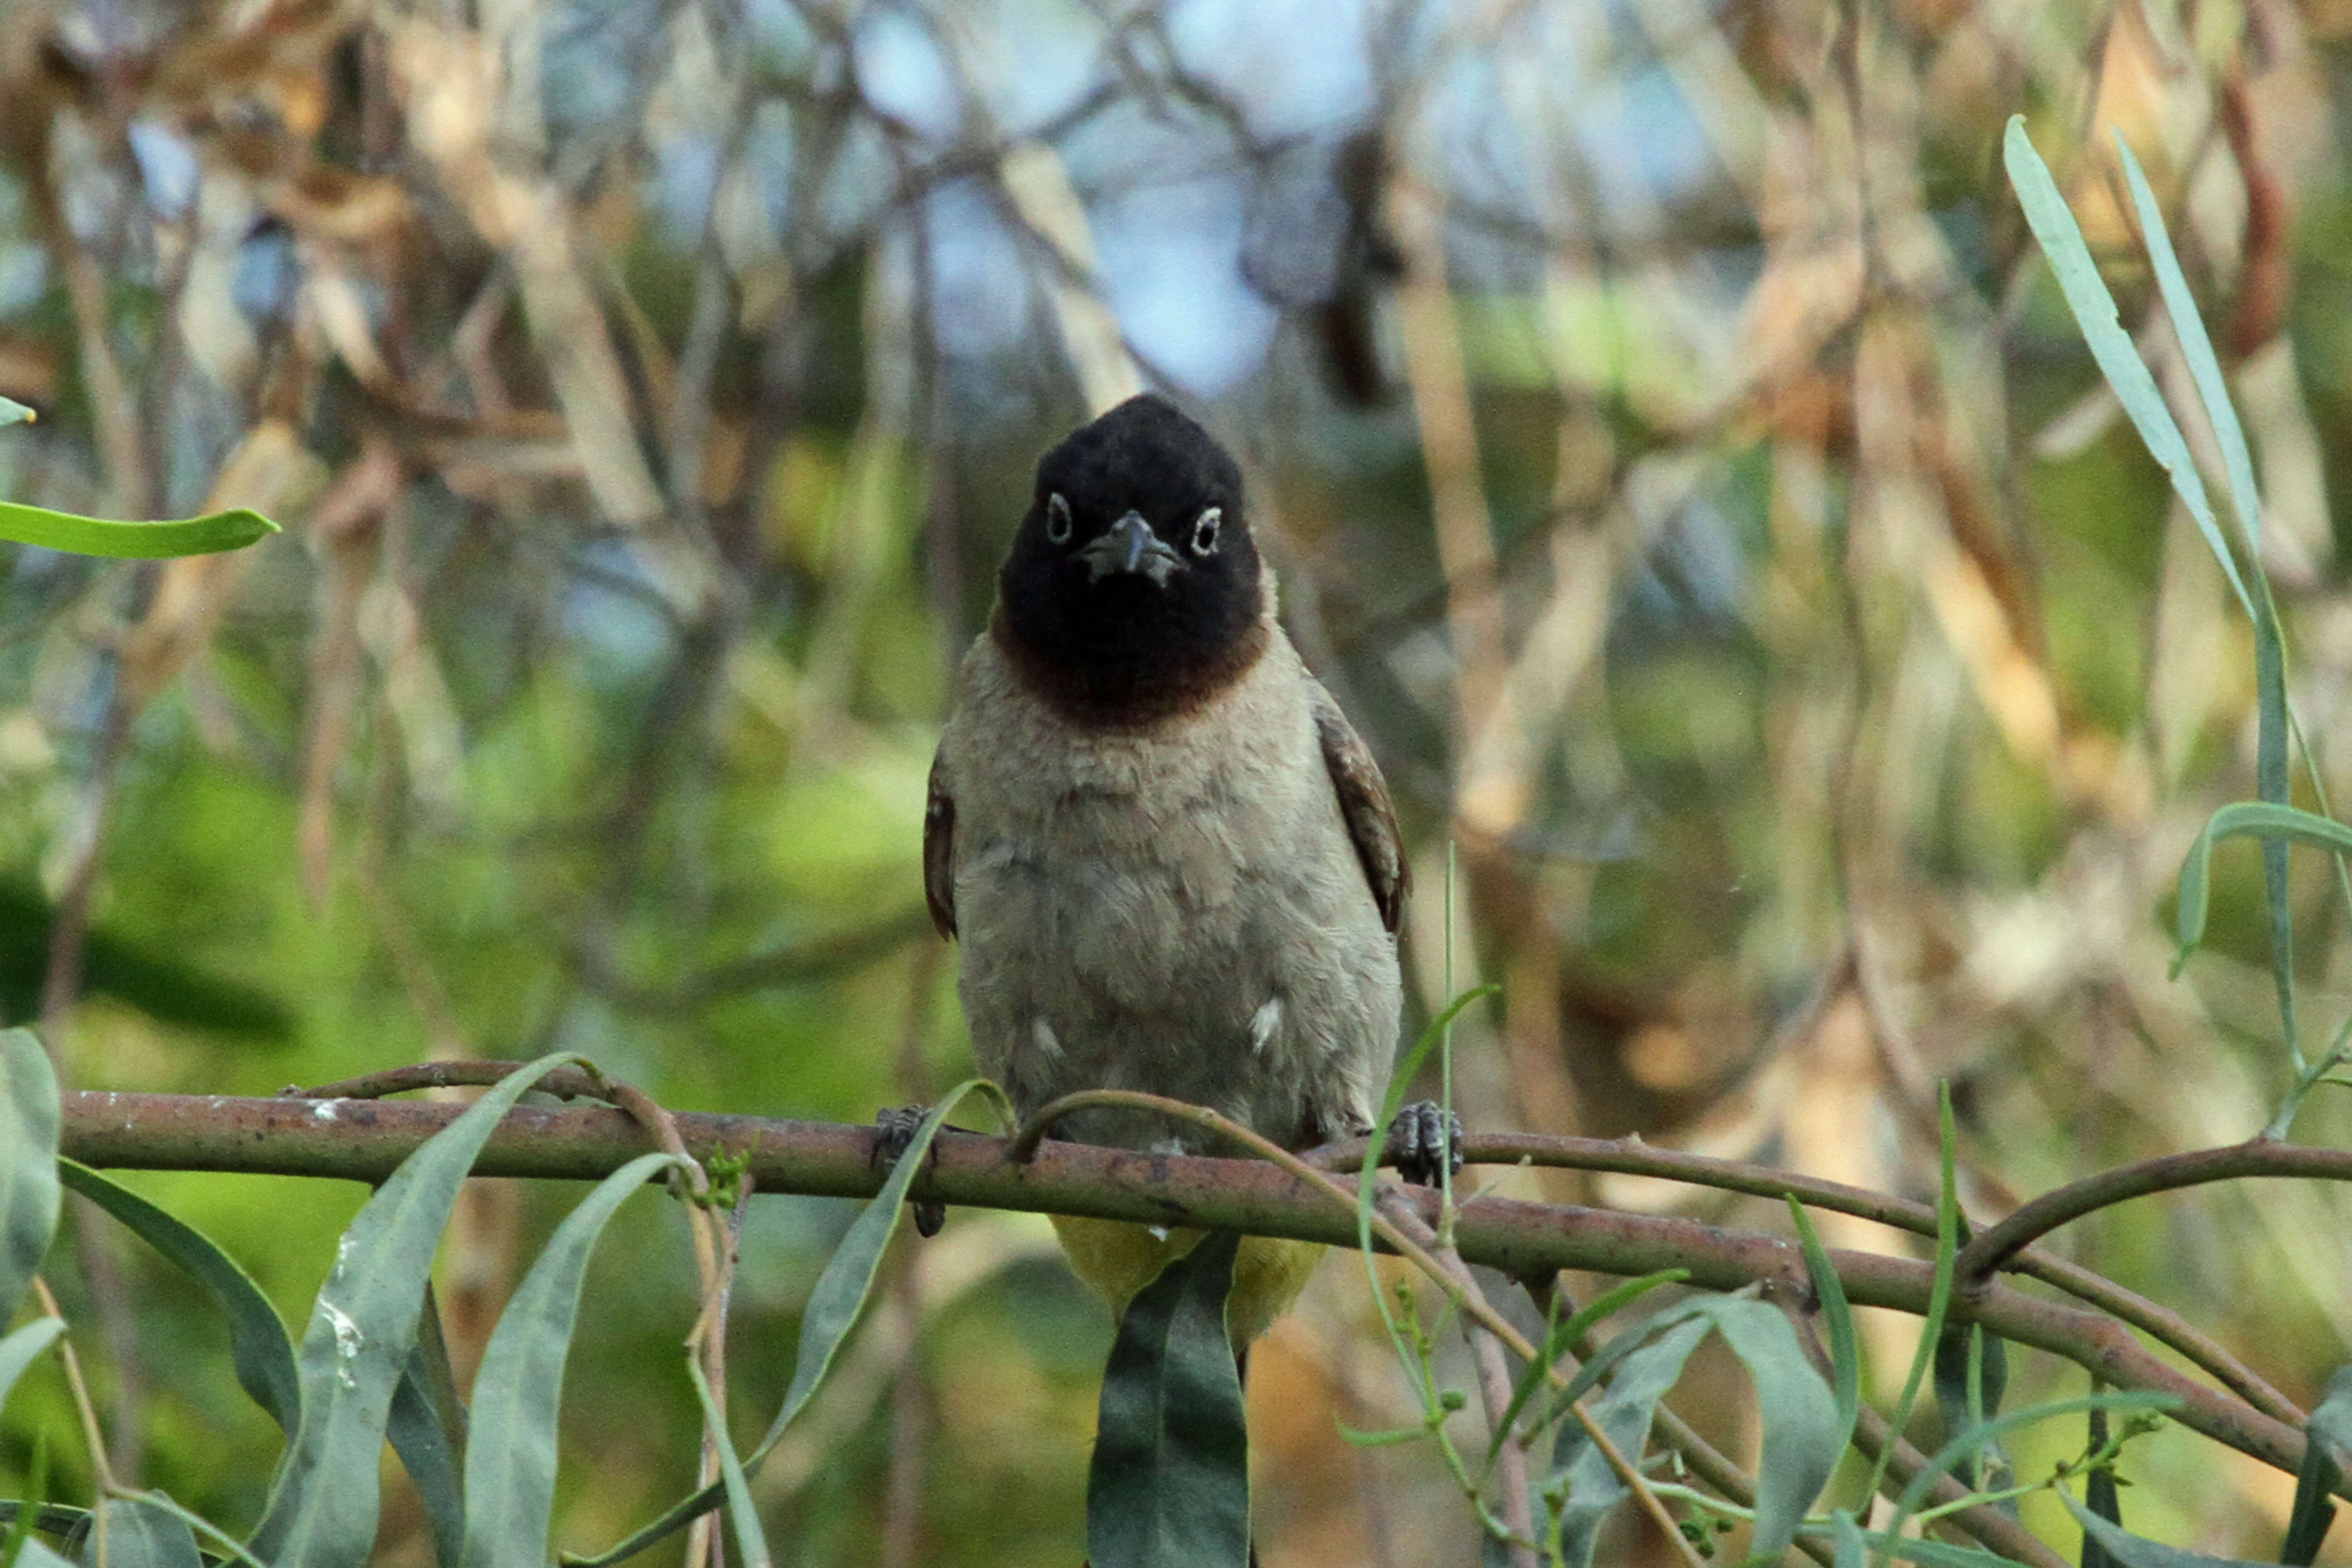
[1384,1099,1463,1186]
[872,1105,946,1237]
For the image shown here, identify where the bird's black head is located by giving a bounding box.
[993,393,1267,726]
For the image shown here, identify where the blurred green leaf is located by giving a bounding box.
[2064,1490,2274,1568]
[2281,1366,2352,1565]
[58,1161,299,1435]
[76,1498,200,1568]
[0,881,292,1041]
[249,1053,584,1568]
[1088,1229,1248,1568]
[0,1029,60,1323]
[1826,1531,2043,1568]
[0,503,276,559]
[461,1151,686,1568]
[0,397,31,426]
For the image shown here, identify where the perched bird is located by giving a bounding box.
[913,392,1448,1346]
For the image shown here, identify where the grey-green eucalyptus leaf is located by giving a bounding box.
[248,1053,584,1568]
[2064,1490,2276,1568]
[1088,1230,1248,1568]
[75,1499,200,1568]
[58,1161,298,1436]
[461,1151,686,1568]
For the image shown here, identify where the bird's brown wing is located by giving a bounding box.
[923,749,957,940]
[1312,682,1406,934]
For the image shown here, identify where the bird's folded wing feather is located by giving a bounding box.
[923,748,957,939]
[1311,681,1406,933]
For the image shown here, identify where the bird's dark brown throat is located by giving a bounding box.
[990,602,1270,730]
[991,394,1271,730]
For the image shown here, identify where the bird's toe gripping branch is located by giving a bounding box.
[872,1104,947,1237]
[1383,1099,1464,1187]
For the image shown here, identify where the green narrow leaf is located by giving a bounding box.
[0,503,277,560]
[1862,1089,1965,1513]
[1545,1312,1714,1568]
[2109,129,2301,1064]
[0,1319,64,1408]
[1088,1230,1249,1568]
[1789,1200,1860,1449]
[1485,1269,1688,1469]
[249,1053,585,1568]
[75,1498,199,1568]
[2064,1490,2275,1568]
[1702,1298,1842,1557]
[461,1151,686,1568]
[2000,117,2252,617]
[2112,132,2262,554]
[687,1360,773,1568]
[58,1161,299,1435]
[387,1343,465,1568]
[2171,803,2352,975]
[2281,1366,2352,1565]
[566,1079,1010,1567]
[0,1030,61,1323]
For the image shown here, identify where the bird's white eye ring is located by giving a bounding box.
[1190,506,1222,558]
[1045,493,1073,544]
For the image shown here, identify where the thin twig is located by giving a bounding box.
[1953,1139,2352,1292]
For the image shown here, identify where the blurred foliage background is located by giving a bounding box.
[2,0,2352,1562]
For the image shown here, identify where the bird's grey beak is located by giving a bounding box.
[1077,510,1187,588]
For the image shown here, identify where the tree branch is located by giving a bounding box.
[55,1089,2323,1490]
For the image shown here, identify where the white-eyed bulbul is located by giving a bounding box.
[917,392,1448,1344]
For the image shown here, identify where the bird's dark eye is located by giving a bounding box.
[1190,507,1221,558]
[1045,493,1073,545]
